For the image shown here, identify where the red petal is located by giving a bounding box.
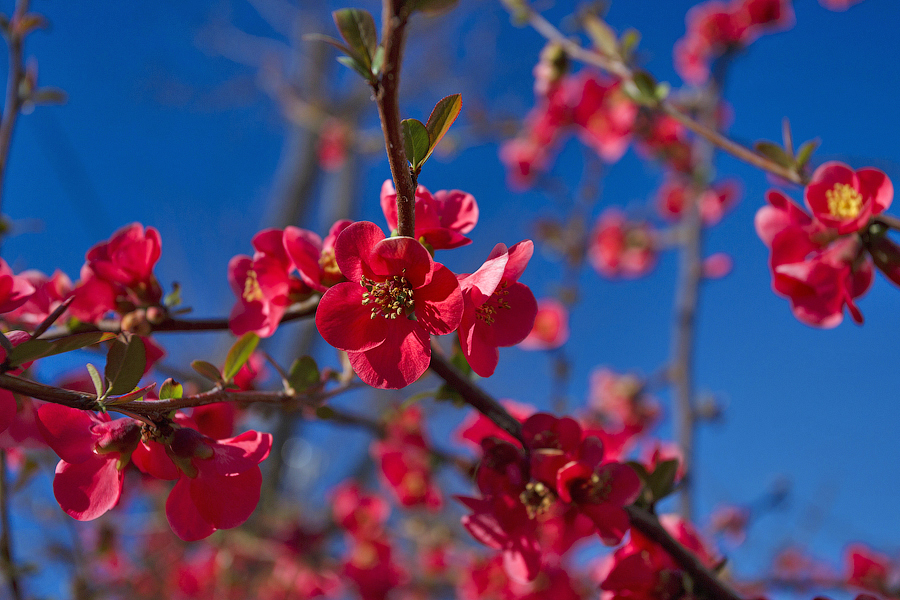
[459,247,507,307]
[0,390,16,435]
[490,282,538,347]
[37,403,97,464]
[54,455,123,521]
[208,431,273,476]
[335,221,386,283]
[503,240,534,282]
[283,226,325,291]
[315,282,389,352]
[370,236,434,288]
[131,441,179,480]
[414,264,463,335]
[191,467,262,530]
[347,319,431,389]
[166,476,216,541]
[857,168,893,214]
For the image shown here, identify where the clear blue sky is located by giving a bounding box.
[4,0,900,593]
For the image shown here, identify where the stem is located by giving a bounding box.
[0,0,29,216]
[0,452,21,600]
[626,506,744,600]
[428,344,525,445]
[375,0,416,238]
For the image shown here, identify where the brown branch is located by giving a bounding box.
[374,0,416,238]
[626,506,744,600]
[0,0,30,216]
[428,344,525,446]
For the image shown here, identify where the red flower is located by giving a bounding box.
[331,481,391,539]
[4,269,71,327]
[85,223,162,290]
[228,228,296,337]
[846,543,892,594]
[36,404,141,521]
[315,221,463,389]
[283,220,352,292]
[162,427,273,541]
[0,260,35,315]
[380,180,479,250]
[805,162,892,234]
[371,407,442,510]
[588,209,657,279]
[519,298,570,350]
[457,241,538,377]
[657,177,740,225]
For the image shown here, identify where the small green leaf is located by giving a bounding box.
[106,382,156,405]
[411,0,459,14]
[333,9,377,68]
[223,332,259,383]
[288,356,320,393]
[795,138,820,169]
[86,363,105,398]
[623,71,661,106]
[648,458,680,502]
[583,15,618,56]
[159,378,183,400]
[619,28,641,58]
[163,282,182,308]
[315,405,336,420]
[754,140,794,169]
[423,94,462,167]
[370,45,385,76]
[336,55,374,80]
[191,360,222,385]
[303,32,354,56]
[401,118,430,170]
[104,334,146,396]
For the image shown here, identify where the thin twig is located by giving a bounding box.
[0,0,30,215]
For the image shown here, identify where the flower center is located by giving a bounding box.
[361,275,415,320]
[476,281,512,324]
[242,269,264,303]
[826,183,863,219]
[520,481,554,518]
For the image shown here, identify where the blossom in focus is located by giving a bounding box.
[804,162,892,234]
[457,240,538,377]
[588,209,657,279]
[380,180,479,250]
[519,298,569,350]
[315,221,463,389]
[283,220,352,292]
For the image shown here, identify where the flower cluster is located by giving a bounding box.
[675,0,795,85]
[756,162,894,327]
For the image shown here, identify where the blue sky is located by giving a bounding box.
[4,0,900,593]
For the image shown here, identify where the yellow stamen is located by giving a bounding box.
[826,183,863,219]
[242,269,264,302]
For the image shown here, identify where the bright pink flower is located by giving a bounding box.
[283,220,352,292]
[457,241,538,377]
[36,404,141,521]
[332,481,391,538]
[85,223,162,291]
[519,298,569,350]
[658,177,740,225]
[0,264,37,317]
[805,162,892,234]
[228,228,295,337]
[588,210,657,279]
[568,73,636,164]
[454,399,535,450]
[163,427,273,541]
[380,180,479,250]
[315,221,463,389]
[342,538,408,600]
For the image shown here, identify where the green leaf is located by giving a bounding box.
[104,334,146,396]
[401,118,430,171]
[623,71,661,106]
[583,15,618,56]
[648,458,680,502]
[333,9,377,68]
[619,28,641,59]
[370,45,385,76]
[336,55,374,81]
[411,0,459,15]
[754,140,794,169]
[315,405,336,420]
[191,360,222,385]
[159,378,183,400]
[423,94,462,166]
[163,282,182,308]
[86,363,104,398]
[288,356,320,393]
[106,382,156,405]
[303,32,354,56]
[7,331,114,368]
[223,332,259,383]
[795,138,820,169]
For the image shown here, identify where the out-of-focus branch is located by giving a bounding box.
[374,0,416,238]
[0,0,30,214]
[0,451,21,600]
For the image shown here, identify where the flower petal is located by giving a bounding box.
[347,319,430,389]
[166,475,216,541]
[316,282,389,352]
[54,455,123,521]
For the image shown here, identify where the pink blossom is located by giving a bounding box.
[380,180,479,250]
[588,210,657,279]
[519,298,569,350]
[805,162,892,235]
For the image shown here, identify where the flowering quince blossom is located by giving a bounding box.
[132,425,273,541]
[4,269,71,327]
[0,259,36,316]
[35,404,141,521]
[457,240,538,377]
[804,161,892,235]
[228,227,313,337]
[519,298,569,350]
[283,219,352,292]
[315,221,464,389]
[845,543,896,595]
[756,188,877,327]
[70,223,163,323]
[588,209,657,279]
[657,177,741,226]
[380,180,479,250]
